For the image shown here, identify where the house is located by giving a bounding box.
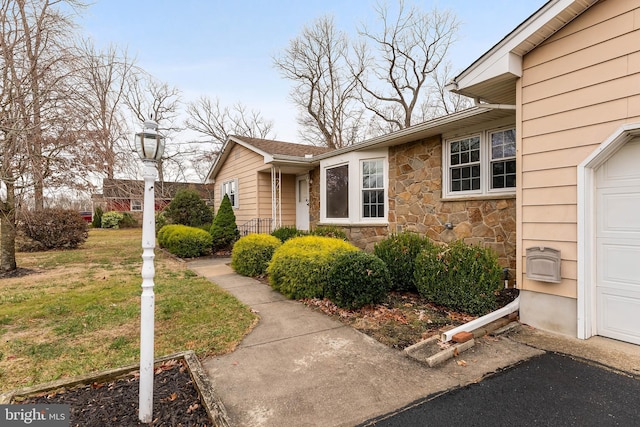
[95,178,215,219]
[206,136,332,234]
[207,0,640,346]
[446,0,640,345]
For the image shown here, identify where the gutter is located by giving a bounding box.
[474,97,516,110]
[440,296,520,342]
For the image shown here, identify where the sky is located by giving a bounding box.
[77,0,545,143]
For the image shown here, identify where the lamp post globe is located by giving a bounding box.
[135,118,164,423]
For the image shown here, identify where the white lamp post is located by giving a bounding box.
[134,118,165,423]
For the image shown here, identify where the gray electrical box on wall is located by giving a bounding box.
[526,247,561,283]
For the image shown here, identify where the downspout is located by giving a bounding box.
[441,296,520,342]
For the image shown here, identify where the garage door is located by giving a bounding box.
[596,138,640,345]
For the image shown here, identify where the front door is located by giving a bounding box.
[596,138,640,345]
[296,175,309,231]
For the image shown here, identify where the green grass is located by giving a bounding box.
[0,228,257,392]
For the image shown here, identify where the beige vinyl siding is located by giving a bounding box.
[519,0,640,297]
[257,171,272,219]
[215,144,265,225]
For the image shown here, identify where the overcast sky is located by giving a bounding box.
[78,0,543,143]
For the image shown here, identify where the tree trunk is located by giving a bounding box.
[0,180,17,272]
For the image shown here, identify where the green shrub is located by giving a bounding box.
[267,235,358,299]
[20,209,88,250]
[231,234,282,277]
[374,232,435,292]
[119,212,137,228]
[326,251,391,309]
[271,225,307,243]
[164,189,213,227]
[101,211,124,229]
[210,194,239,251]
[155,210,170,235]
[91,206,103,228]
[310,225,348,241]
[158,224,212,258]
[414,240,502,316]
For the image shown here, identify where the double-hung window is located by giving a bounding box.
[444,128,516,198]
[321,151,388,223]
[362,159,384,218]
[221,179,238,208]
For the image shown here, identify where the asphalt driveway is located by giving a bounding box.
[361,352,640,426]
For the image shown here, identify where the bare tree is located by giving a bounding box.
[354,1,460,131]
[76,39,135,180]
[124,72,182,182]
[273,15,365,148]
[0,0,87,271]
[185,96,275,148]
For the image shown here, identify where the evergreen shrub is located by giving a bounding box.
[374,231,435,292]
[310,225,348,240]
[91,206,103,228]
[101,211,123,229]
[326,251,391,309]
[231,233,282,277]
[271,225,307,242]
[158,224,212,258]
[164,189,213,227]
[210,194,239,251]
[21,208,88,250]
[267,235,358,299]
[414,240,502,316]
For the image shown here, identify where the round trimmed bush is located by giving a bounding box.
[326,251,392,309]
[267,235,358,299]
[374,231,435,292]
[414,240,502,316]
[231,233,282,277]
[158,224,212,258]
[101,211,124,229]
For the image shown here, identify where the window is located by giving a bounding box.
[444,128,516,198]
[326,164,349,218]
[362,159,384,218]
[320,151,387,224]
[131,199,142,211]
[450,136,481,192]
[221,179,238,208]
[490,129,516,189]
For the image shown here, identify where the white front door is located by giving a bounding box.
[596,138,640,345]
[296,175,310,231]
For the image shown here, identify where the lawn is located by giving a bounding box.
[0,228,257,392]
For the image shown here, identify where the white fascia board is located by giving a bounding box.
[454,0,592,92]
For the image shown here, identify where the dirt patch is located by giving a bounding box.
[17,360,210,426]
[303,289,519,350]
[0,267,40,280]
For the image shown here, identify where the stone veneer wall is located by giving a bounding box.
[389,135,516,278]
[308,136,516,282]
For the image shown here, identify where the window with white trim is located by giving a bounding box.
[320,151,388,224]
[362,159,384,218]
[221,179,238,208]
[443,128,516,198]
[131,199,142,211]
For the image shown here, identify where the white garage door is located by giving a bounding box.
[596,138,640,345]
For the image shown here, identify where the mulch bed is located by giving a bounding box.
[18,360,211,426]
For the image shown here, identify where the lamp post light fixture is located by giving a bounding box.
[134,118,165,423]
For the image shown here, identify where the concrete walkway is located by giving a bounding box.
[188,257,544,427]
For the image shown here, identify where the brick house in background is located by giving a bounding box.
[93,178,215,220]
